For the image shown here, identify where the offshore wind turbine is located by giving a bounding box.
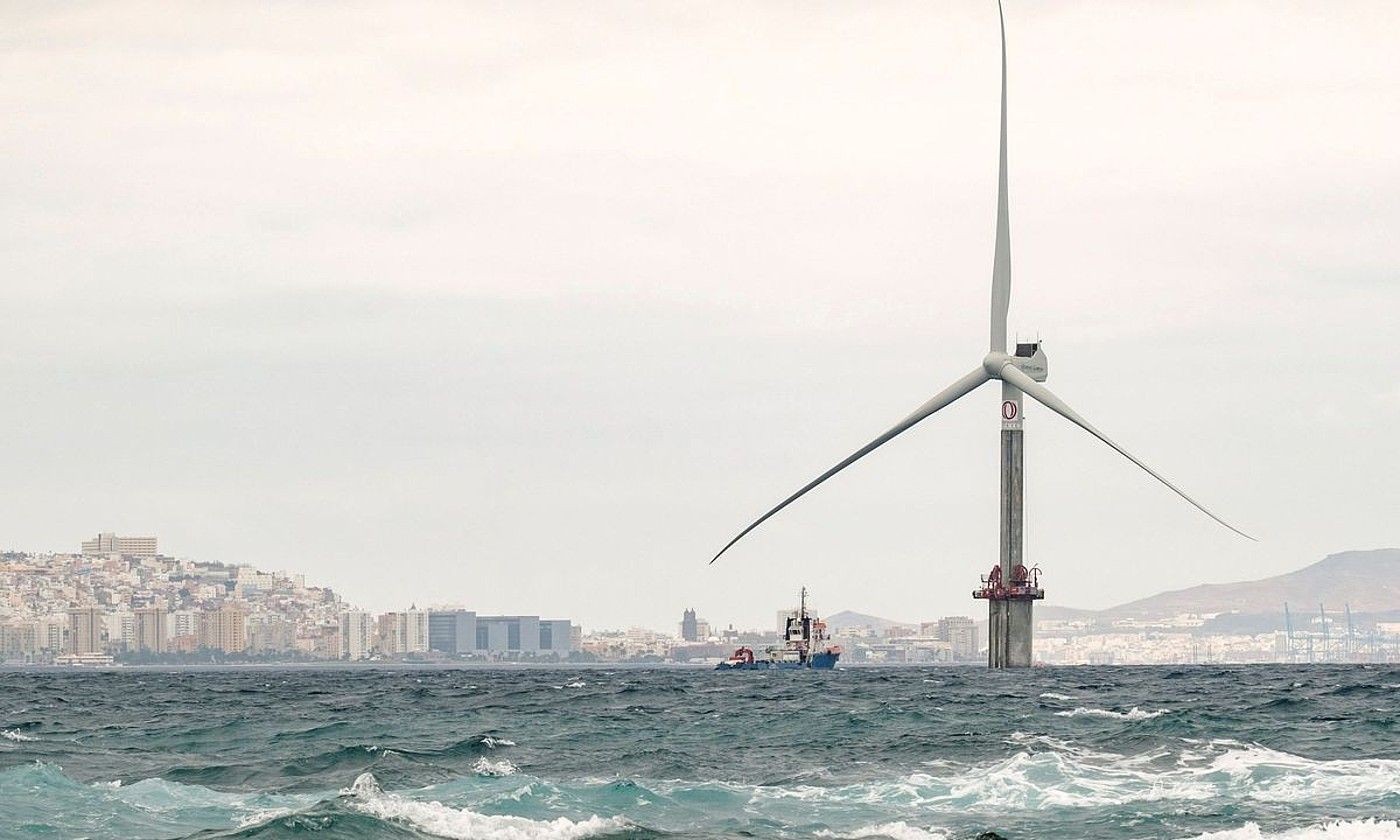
[709,1,1254,667]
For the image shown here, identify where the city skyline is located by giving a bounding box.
[5,532,1396,654]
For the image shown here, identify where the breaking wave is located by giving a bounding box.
[1179,820,1400,839]
[343,773,630,839]
[471,758,519,777]
[817,822,951,840]
[1055,706,1169,720]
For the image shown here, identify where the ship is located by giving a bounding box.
[716,587,841,670]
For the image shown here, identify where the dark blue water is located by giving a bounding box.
[1,666,1397,839]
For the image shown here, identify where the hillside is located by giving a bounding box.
[1103,548,1400,618]
[827,549,1400,631]
[826,610,916,634]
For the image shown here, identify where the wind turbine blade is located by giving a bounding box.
[998,364,1255,541]
[988,0,1011,352]
[710,367,990,564]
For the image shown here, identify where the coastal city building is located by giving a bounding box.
[134,605,167,653]
[80,532,158,556]
[340,611,374,660]
[68,606,104,655]
[937,616,979,660]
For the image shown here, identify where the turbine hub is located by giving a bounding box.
[982,351,1012,378]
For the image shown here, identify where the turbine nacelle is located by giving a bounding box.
[1012,340,1048,382]
[981,341,1047,383]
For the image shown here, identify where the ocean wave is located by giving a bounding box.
[817,822,951,840]
[481,736,517,749]
[1038,692,1076,701]
[343,773,630,840]
[1180,819,1400,839]
[2,742,1397,840]
[622,740,1400,813]
[472,758,519,777]
[2,729,38,741]
[1054,706,1168,720]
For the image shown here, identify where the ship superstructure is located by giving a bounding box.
[716,587,841,670]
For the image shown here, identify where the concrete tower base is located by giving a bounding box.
[988,598,1034,668]
[982,383,1039,668]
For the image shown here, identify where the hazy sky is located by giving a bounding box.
[3,2,1397,632]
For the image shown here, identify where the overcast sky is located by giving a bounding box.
[2,1,1397,632]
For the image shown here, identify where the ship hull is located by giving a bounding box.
[715,651,839,670]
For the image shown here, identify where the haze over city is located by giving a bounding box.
[3,2,1398,633]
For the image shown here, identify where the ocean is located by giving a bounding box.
[1,665,1396,839]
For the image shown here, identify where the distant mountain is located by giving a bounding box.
[825,610,916,634]
[827,550,1400,634]
[1101,549,1400,619]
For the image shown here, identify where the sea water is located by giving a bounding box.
[1,665,1397,839]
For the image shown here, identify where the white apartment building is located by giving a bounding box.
[340,610,374,660]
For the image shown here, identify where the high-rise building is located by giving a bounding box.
[403,608,429,654]
[68,607,105,655]
[105,610,136,651]
[198,605,248,653]
[681,609,699,642]
[0,622,40,658]
[81,533,158,556]
[937,616,979,660]
[340,611,374,660]
[375,613,404,655]
[134,606,168,653]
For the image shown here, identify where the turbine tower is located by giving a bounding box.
[709,1,1254,668]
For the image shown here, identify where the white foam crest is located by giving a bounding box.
[2,729,38,742]
[482,736,517,749]
[652,740,1400,814]
[1055,706,1168,720]
[817,821,951,840]
[1199,744,1400,804]
[1178,819,1400,839]
[474,757,519,777]
[237,807,296,828]
[345,772,629,840]
[1039,692,1076,701]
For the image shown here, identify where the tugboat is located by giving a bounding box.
[716,587,841,670]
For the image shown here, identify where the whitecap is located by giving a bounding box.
[817,822,951,840]
[1039,692,1075,701]
[482,736,517,749]
[237,807,295,828]
[345,772,629,839]
[473,757,519,777]
[1054,706,1168,721]
[1178,819,1400,839]
[2,729,38,742]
